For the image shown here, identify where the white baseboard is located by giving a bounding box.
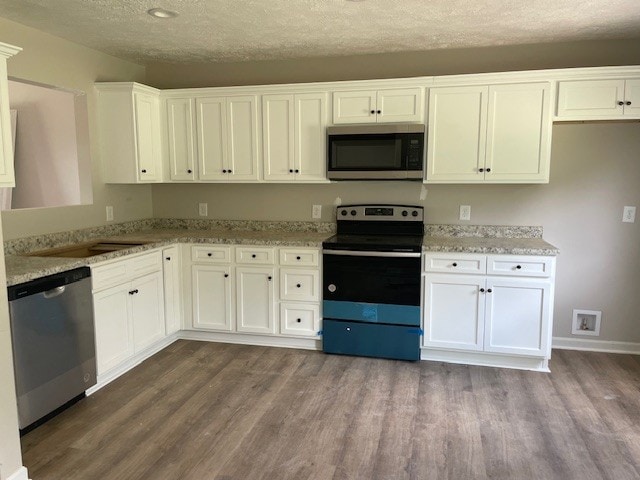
[421,348,550,372]
[552,337,640,354]
[6,466,29,480]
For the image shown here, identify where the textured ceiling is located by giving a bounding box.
[0,0,639,65]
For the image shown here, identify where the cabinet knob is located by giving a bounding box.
[296,283,301,288]
[377,110,381,114]
[370,110,375,114]
[289,169,294,173]
[618,101,625,106]
[452,262,458,267]
[296,256,301,260]
[207,253,212,257]
[268,276,272,281]
[228,169,233,173]
[295,169,299,173]
[516,265,522,269]
[165,257,171,261]
[141,169,147,173]
[296,318,302,323]
[252,254,257,258]
[222,169,227,173]
[224,273,229,278]
[480,288,485,293]
[485,168,491,173]
[626,101,632,106]
[487,288,493,293]
[478,168,484,172]
[187,169,192,174]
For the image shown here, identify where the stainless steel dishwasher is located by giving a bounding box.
[8,267,96,431]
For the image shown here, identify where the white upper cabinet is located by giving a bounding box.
[332,88,423,124]
[0,42,21,188]
[195,97,226,181]
[263,92,328,182]
[96,83,163,183]
[426,82,551,184]
[166,98,197,181]
[556,78,640,119]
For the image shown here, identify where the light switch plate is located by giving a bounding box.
[312,204,322,219]
[106,206,114,222]
[199,203,208,217]
[623,206,636,223]
[459,205,471,221]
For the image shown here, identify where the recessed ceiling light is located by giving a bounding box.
[147,8,178,19]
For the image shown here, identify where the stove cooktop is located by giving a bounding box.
[322,234,424,253]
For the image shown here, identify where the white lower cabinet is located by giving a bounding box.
[236,266,276,334]
[92,250,167,377]
[192,264,233,331]
[422,253,555,361]
[163,246,182,334]
[280,303,320,337]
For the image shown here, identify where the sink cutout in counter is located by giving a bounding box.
[27,241,153,258]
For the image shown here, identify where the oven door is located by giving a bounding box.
[322,250,421,326]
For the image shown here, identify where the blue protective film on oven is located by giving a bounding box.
[323,300,420,326]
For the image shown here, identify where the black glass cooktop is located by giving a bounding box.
[322,234,423,253]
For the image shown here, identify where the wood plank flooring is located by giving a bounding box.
[21,341,640,480]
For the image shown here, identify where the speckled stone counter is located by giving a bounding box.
[4,220,558,286]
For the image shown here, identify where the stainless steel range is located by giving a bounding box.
[322,204,423,361]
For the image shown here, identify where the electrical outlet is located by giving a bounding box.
[198,203,208,217]
[623,206,636,223]
[312,204,322,219]
[106,206,114,222]
[459,205,471,221]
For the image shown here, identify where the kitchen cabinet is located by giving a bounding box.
[95,83,163,183]
[166,98,197,181]
[0,42,21,187]
[262,93,329,182]
[426,82,551,184]
[195,95,260,181]
[332,88,423,124]
[556,78,640,119]
[235,266,275,334]
[422,253,555,358]
[192,264,233,331]
[91,250,166,375]
[163,245,182,334]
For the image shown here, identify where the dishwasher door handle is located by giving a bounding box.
[323,249,421,258]
[43,286,66,299]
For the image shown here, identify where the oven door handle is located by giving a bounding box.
[322,249,421,258]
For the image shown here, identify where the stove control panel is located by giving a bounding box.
[337,205,423,222]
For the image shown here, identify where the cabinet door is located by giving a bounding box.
[485,83,551,183]
[332,90,377,124]
[192,264,233,331]
[376,88,423,123]
[236,266,275,334]
[196,97,227,181]
[484,277,551,357]
[163,246,182,335]
[131,271,166,352]
[93,283,134,375]
[166,98,196,181]
[556,79,625,118]
[295,93,328,182]
[422,274,485,351]
[0,58,15,187]
[624,79,640,116]
[426,86,488,183]
[133,92,162,182]
[227,95,260,181]
[263,94,295,181]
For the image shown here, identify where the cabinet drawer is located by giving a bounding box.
[487,255,554,278]
[279,248,319,267]
[92,250,161,290]
[280,268,320,301]
[280,303,320,337]
[191,245,232,263]
[423,253,487,274]
[235,246,275,265]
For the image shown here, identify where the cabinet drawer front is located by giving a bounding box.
[129,251,163,277]
[280,303,319,337]
[487,255,554,278]
[92,262,128,291]
[423,253,487,274]
[280,269,319,301]
[235,247,275,264]
[279,248,319,266]
[191,245,232,263]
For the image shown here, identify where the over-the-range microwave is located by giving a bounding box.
[327,124,425,180]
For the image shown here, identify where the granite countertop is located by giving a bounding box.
[3,221,559,287]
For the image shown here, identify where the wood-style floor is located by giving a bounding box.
[21,340,640,480]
